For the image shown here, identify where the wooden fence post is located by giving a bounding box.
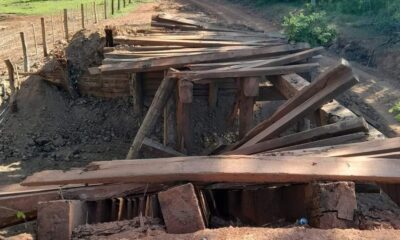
[19,32,29,73]
[123,0,126,8]
[118,0,120,11]
[111,0,115,15]
[4,59,17,113]
[64,9,69,40]
[81,4,85,29]
[93,2,98,24]
[41,18,48,57]
[31,24,38,56]
[104,0,107,19]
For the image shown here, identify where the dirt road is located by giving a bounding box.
[182,0,400,137]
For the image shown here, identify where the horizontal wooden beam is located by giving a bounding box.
[22,155,400,186]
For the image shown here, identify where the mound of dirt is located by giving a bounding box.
[0,76,141,184]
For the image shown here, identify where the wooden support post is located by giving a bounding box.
[4,60,17,113]
[239,77,259,138]
[104,27,113,47]
[81,4,85,29]
[208,81,218,108]
[40,18,48,57]
[104,0,108,19]
[37,200,88,240]
[177,79,193,153]
[123,0,126,8]
[118,0,121,11]
[93,2,98,24]
[129,73,143,117]
[111,0,115,15]
[19,32,29,73]
[63,9,69,40]
[126,74,177,159]
[31,24,38,56]
[50,16,55,44]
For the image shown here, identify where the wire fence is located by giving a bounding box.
[0,0,136,73]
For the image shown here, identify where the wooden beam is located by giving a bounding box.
[235,59,358,149]
[143,137,185,157]
[22,155,400,186]
[259,137,400,158]
[239,77,258,138]
[126,73,177,159]
[130,73,144,117]
[177,79,193,153]
[225,117,369,155]
[93,44,309,74]
[174,63,319,82]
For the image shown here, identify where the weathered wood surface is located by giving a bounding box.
[126,74,177,159]
[259,137,400,157]
[236,59,358,149]
[225,117,369,155]
[93,44,309,74]
[22,155,400,186]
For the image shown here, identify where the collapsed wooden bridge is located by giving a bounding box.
[2,13,400,239]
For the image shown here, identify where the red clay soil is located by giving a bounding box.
[103,227,400,240]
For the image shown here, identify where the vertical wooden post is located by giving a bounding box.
[177,79,193,153]
[40,18,48,57]
[31,24,38,56]
[50,16,55,44]
[130,73,143,117]
[19,32,29,73]
[238,77,259,138]
[129,0,131,3]
[208,82,218,109]
[111,0,115,15]
[93,2,98,24]
[123,0,126,8]
[64,9,69,40]
[81,4,85,29]
[104,27,114,47]
[4,60,17,113]
[104,0,108,19]
[118,0,121,11]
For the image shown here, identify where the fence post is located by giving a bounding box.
[41,18,48,57]
[93,2,98,24]
[118,0,120,11]
[81,4,85,29]
[64,9,69,40]
[129,0,131,4]
[123,0,126,8]
[31,24,38,56]
[104,0,107,19]
[111,0,115,15]
[4,60,18,113]
[19,32,29,73]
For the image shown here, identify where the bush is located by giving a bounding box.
[282,8,337,47]
[389,101,400,122]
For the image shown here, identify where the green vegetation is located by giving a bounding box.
[389,101,400,122]
[282,8,336,46]
[0,0,144,16]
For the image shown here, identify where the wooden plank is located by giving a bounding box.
[260,137,400,158]
[22,155,400,186]
[130,73,144,116]
[94,44,309,74]
[225,117,369,155]
[235,59,356,149]
[267,132,368,153]
[176,63,320,82]
[239,78,258,138]
[143,137,185,157]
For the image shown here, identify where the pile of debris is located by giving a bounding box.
[2,14,400,239]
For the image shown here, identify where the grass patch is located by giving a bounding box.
[0,0,147,16]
